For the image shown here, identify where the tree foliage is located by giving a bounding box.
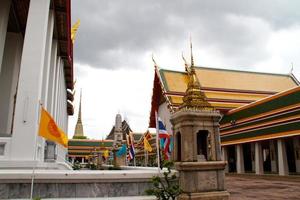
[145,161,182,200]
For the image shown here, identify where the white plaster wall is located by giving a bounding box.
[0,33,23,134]
[158,102,172,135]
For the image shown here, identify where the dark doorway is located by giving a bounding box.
[227,145,236,172]
[243,143,252,172]
[177,132,181,161]
[285,138,296,173]
[197,130,208,160]
[262,141,271,173]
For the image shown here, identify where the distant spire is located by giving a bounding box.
[78,89,82,121]
[73,89,85,139]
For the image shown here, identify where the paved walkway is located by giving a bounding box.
[227,175,300,200]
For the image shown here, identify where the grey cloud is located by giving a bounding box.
[71,0,300,70]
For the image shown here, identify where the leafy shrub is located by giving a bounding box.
[145,161,182,200]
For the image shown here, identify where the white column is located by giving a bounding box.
[277,139,288,176]
[46,40,58,112]
[10,0,51,161]
[53,57,61,120]
[222,146,229,173]
[236,144,245,173]
[0,0,11,73]
[51,56,59,115]
[255,142,264,175]
[0,33,23,134]
[270,140,278,173]
[41,10,54,108]
[57,60,63,126]
[81,157,84,164]
[293,137,300,173]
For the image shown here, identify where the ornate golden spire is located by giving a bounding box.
[190,36,194,67]
[180,40,212,110]
[73,89,86,139]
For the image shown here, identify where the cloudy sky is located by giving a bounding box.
[69,0,300,139]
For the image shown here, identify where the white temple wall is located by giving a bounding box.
[0,33,23,134]
[158,102,172,135]
[10,0,51,162]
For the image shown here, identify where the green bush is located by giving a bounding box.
[145,161,182,200]
[72,161,81,170]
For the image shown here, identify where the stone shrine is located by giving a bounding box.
[113,114,126,166]
[170,44,229,199]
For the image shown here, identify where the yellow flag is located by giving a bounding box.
[103,149,109,158]
[38,107,68,147]
[144,137,152,152]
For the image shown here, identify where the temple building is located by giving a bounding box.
[106,115,132,141]
[149,59,300,175]
[68,113,143,165]
[0,0,74,169]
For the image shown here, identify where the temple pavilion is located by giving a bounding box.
[149,63,300,176]
[0,0,74,169]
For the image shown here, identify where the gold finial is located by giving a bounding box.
[180,40,213,111]
[190,35,194,67]
[71,19,81,44]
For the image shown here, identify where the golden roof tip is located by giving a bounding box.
[190,35,194,67]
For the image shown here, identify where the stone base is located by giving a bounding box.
[0,160,72,170]
[178,191,229,200]
[115,155,126,166]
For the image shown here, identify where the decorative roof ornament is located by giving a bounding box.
[180,39,213,111]
[71,19,81,44]
[152,53,159,70]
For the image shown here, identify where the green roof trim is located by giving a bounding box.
[221,109,300,132]
[221,120,300,142]
[221,90,300,124]
[68,140,113,147]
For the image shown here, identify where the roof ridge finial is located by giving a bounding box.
[182,52,190,73]
[290,62,294,74]
[190,35,194,67]
[152,53,158,68]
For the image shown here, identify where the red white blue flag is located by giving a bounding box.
[157,118,171,160]
[126,132,135,160]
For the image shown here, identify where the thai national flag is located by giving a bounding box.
[127,133,135,160]
[157,118,171,160]
[158,118,170,139]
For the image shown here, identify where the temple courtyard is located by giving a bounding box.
[227,175,300,200]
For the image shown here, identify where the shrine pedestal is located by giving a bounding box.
[175,161,229,200]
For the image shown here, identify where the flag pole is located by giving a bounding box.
[155,111,160,173]
[30,103,42,199]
